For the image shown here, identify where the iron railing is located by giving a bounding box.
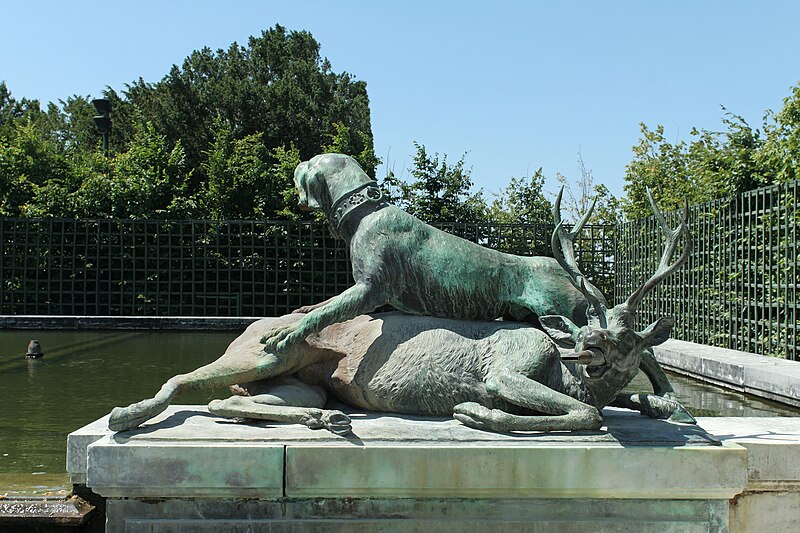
[0,218,616,318]
[615,180,799,361]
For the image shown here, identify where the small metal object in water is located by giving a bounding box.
[26,340,44,358]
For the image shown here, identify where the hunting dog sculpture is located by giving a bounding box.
[260,153,681,399]
[108,190,693,433]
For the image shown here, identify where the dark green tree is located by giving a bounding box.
[74,122,191,218]
[0,118,72,216]
[123,24,377,189]
[201,118,304,219]
[0,25,377,220]
[622,124,700,220]
[322,122,379,178]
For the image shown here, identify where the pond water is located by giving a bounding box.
[1,328,799,494]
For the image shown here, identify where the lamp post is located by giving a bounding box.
[92,98,111,156]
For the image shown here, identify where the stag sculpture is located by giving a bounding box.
[108,190,692,434]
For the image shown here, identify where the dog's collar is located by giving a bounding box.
[328,182,387,239]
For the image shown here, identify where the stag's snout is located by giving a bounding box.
[578,330,613,379]
[560,328,611,376]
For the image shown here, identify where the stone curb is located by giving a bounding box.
[654,339,800,408]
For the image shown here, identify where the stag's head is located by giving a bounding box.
[540,188,692,404]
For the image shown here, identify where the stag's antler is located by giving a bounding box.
[624,189,693,312]
[551,187,608,327]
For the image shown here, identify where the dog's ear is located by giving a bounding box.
[294,160,326,211]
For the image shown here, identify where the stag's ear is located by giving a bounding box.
[639,317,675,347]
[539,315,581,348]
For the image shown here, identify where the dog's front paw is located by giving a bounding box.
[260,323,299,352]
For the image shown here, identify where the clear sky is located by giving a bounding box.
[2,1,799,199]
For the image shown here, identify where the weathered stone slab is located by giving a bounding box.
[68,405,724,485]
[69,404,721,451]
[0,496,93,527]
[286,442,745,499]
[697,417,800,490]
[697,417,800,533]
[86,437,284,498]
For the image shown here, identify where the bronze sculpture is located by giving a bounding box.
[108,155,693,433]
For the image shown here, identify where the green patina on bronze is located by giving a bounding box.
[108,154,694,434]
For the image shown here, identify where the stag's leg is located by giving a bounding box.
[108,317,314,431]
[109,351,299,431]
[208,380,351,435]
[636,347,696,423]
[261,282,386,352]
[453,371,602,432]
[611,393,696,424]
[639,347,675,398]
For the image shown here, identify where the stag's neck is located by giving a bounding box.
[554,363,637,409]
[584,369,639,409]
[556,363,596,406]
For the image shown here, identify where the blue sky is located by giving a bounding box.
[2,1,799,200]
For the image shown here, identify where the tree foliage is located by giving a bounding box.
[382,143,487,223]
[0,25,376,220]
[623,82,800,220]
[487,169,551,225]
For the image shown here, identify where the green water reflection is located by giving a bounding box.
[1,328,798,493]
[0,329,236,492]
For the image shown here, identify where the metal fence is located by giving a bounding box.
[3,180,798,361]
[0,220,351,316]
[615,180,799,361]
[0,218,616,318]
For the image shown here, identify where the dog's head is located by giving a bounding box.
[294,154,372,213]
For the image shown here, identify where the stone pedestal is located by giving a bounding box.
[696,417,800,533]
[68,406,752,532]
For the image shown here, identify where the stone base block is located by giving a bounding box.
[68,406,752,531]
[107,497,729,533]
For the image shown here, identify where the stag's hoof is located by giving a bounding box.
[323,411,352,435]
[108,398,165,431]
[668,403,697,424]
